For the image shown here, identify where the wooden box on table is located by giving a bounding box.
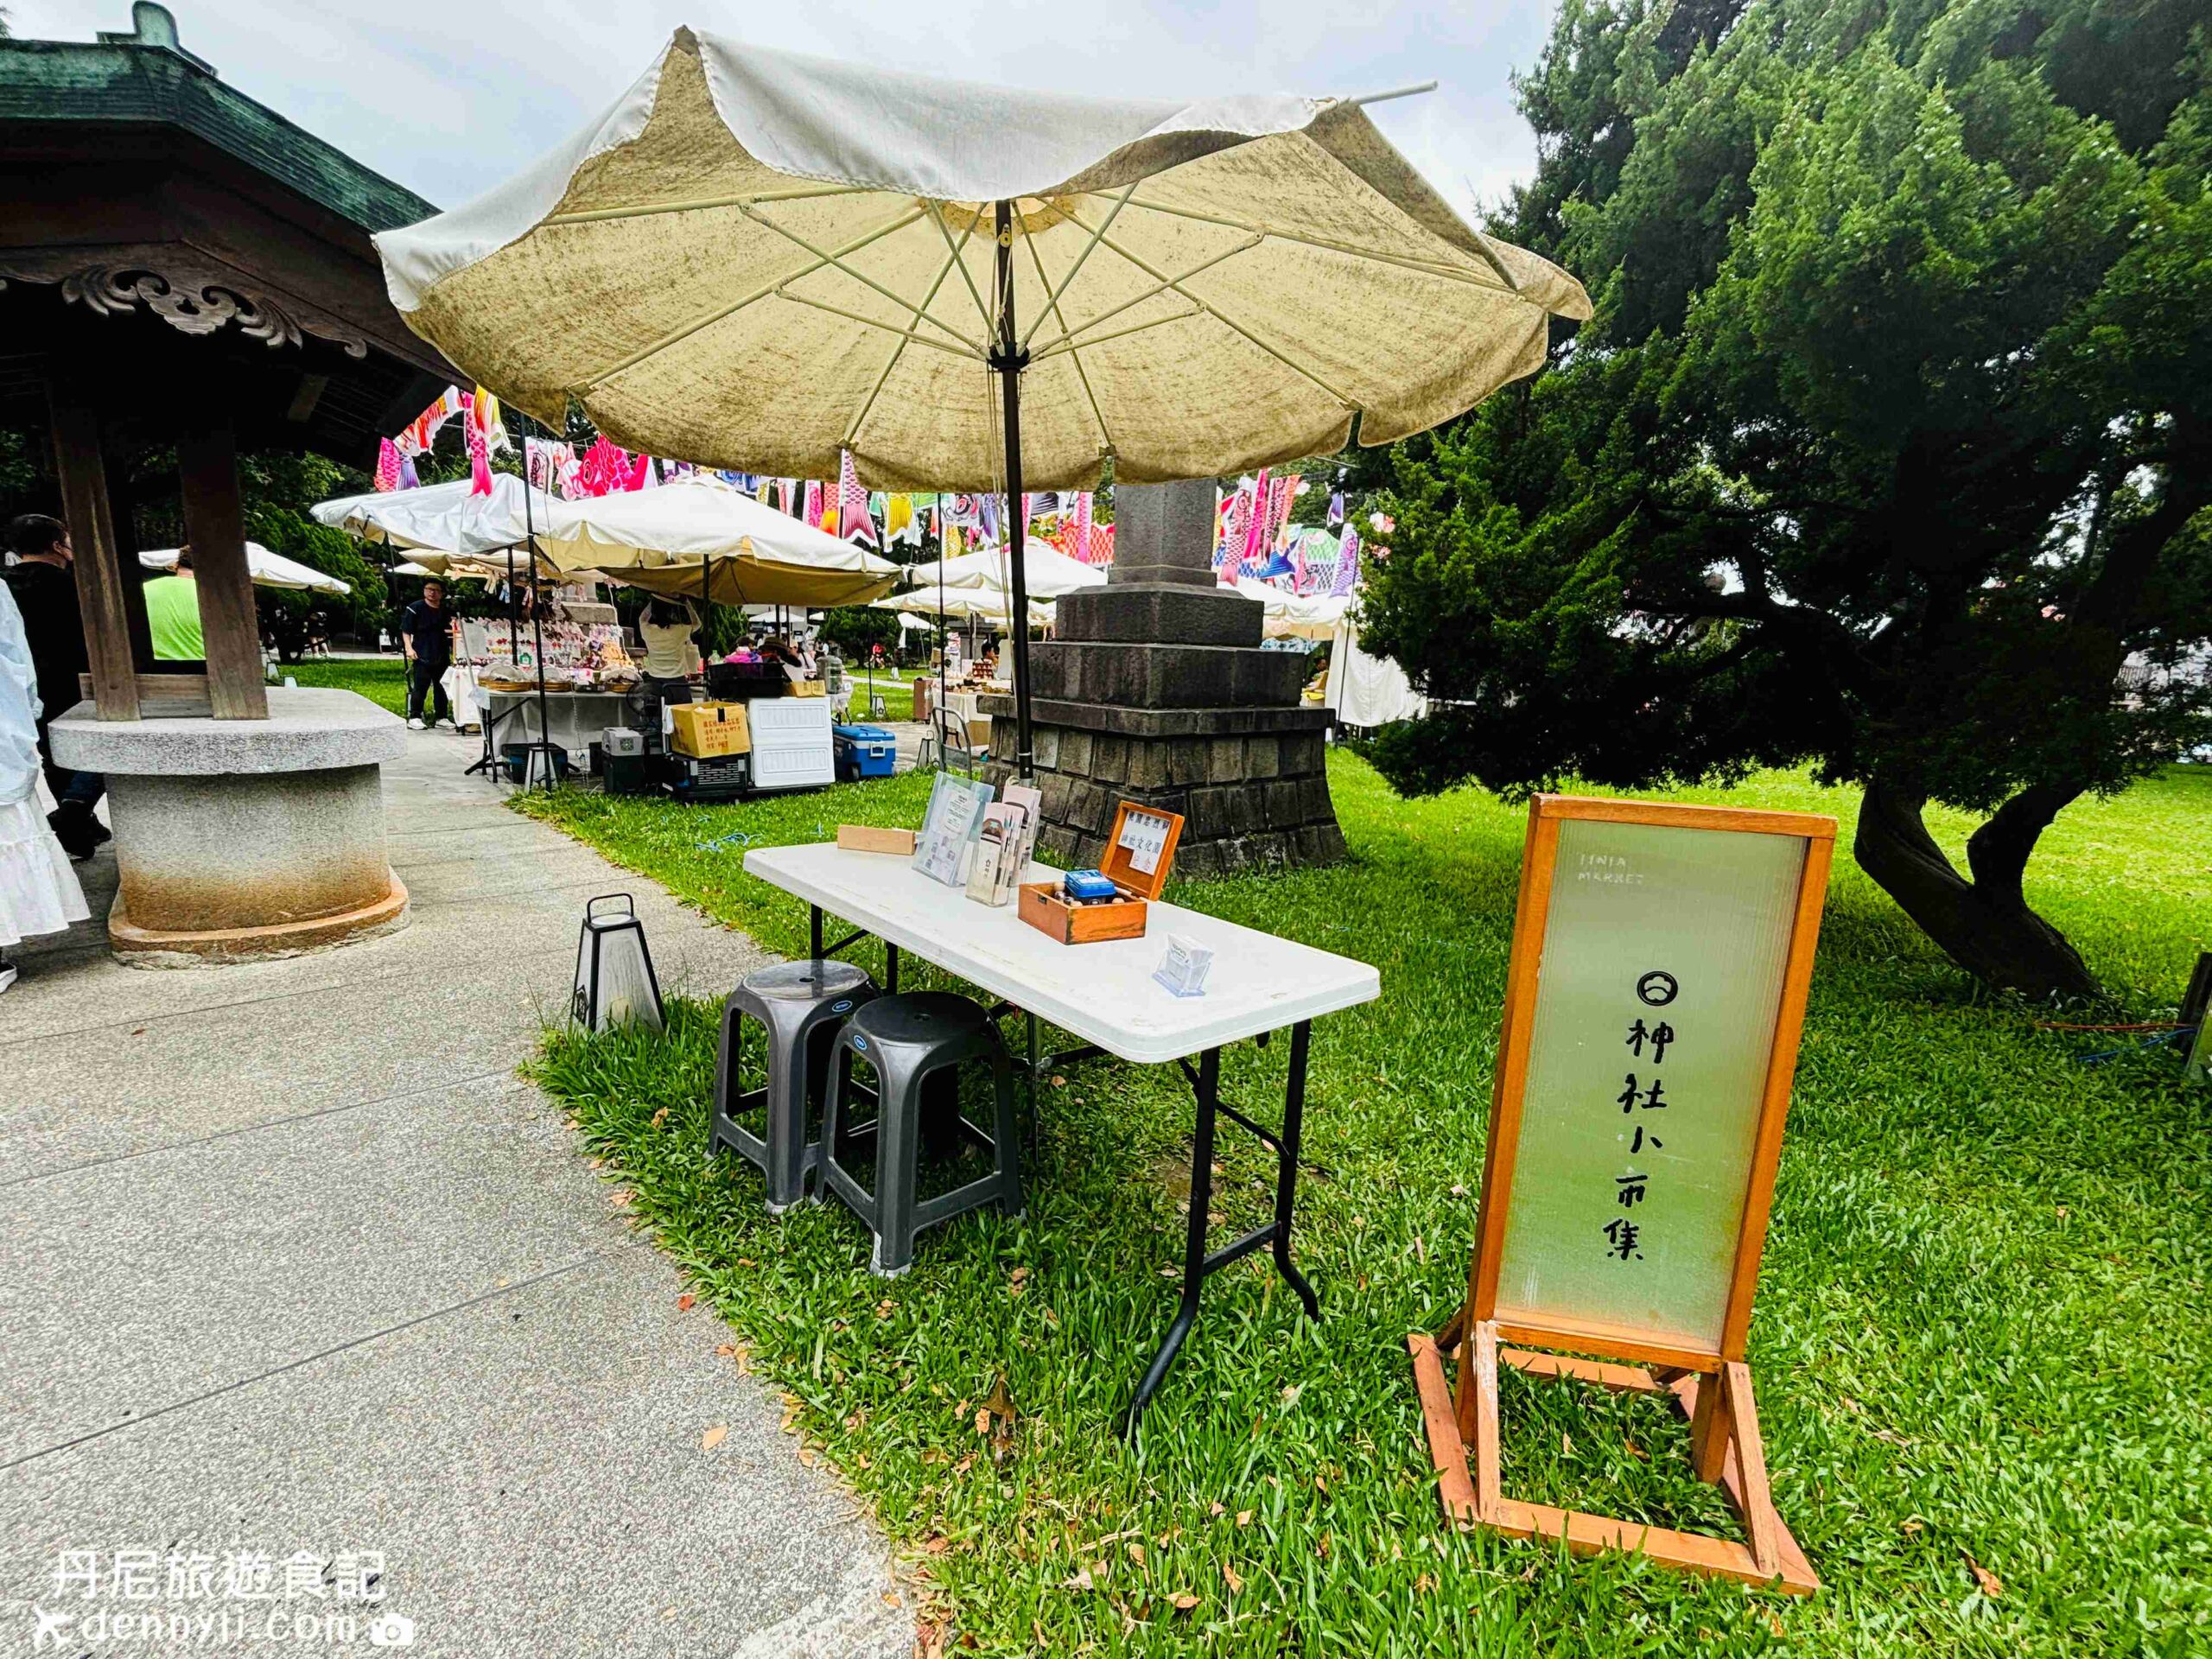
[1018,802,1184,945]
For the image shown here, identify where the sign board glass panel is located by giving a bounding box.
[1494,818,1807,1354]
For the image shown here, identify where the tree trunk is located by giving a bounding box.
[1853,776,2103,1002]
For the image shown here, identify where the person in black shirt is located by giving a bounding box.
[399,580,455,729]
[3,513,107,859]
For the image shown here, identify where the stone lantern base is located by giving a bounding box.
[49,687,410,966]
[981,479,1344,878]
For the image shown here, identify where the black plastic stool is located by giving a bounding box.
[712,960,878,1211]
[819,992,1021,1275]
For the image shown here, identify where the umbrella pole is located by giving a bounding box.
[520,438,555,791]
[991,200,1034,781]
[935,505,945,735]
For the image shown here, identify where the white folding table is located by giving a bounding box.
[743,841,1380,1430]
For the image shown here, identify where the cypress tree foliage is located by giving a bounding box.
[1362,0,2212,1000]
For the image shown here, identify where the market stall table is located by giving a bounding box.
[483,687,633,759]
[742,840,1381,1430]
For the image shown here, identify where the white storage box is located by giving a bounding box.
[747,696,836,790]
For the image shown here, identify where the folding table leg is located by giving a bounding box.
[1025,1011,1041,1164]
[810,904,823,962]
[1273,1020,1320,1320]
[1122,1046,1219,1438]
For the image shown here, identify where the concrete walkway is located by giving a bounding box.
[0,728,911,1658]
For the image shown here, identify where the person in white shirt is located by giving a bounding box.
[638,598,702,683]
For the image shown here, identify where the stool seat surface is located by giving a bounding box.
[845,991,992,1051]
[743,958,874,1001]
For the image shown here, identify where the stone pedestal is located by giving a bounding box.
[984,480,1343,878]
[49,686,410,966]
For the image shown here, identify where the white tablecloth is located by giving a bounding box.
[483,689,636,753]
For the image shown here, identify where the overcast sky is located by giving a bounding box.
[20,0,1551,220]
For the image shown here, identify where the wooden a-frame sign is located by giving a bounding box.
[1409,795,1835,1595]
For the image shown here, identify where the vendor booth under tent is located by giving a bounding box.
[140,543,351,595]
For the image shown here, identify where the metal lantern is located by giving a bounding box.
[572,893,664,1034]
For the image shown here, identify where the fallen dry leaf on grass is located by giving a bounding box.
[1236,1510,1254,1528]
[1168,1592,1199,1612]
[1061,1567,1095,1592]
[1962,1551,2003,1598]
[1414,1572,1434,1595]
[652,1107,670,1128]
[1222,1563,1243,1595]
[1126,1542,1146,1566]
[700,1425,727,1452]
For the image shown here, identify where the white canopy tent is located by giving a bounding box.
[870,588,1054,630]
[369,29,1591,775]
[530,474,899,607]
[899,540,1104,601]
[1325,617,1427,728]
[140,543,350,595]
[313,474,542,558]
[1230,577,1350,640]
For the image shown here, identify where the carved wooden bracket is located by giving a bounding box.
[0,246,369,359]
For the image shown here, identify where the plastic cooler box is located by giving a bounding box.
[833,723,898,780]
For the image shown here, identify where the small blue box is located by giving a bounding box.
[833,723,897,779]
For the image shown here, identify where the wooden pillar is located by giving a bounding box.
[48,397,140,721]
[177,420,269,720]
[99,425,157,672]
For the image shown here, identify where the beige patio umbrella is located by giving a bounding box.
[373,29,1589,772]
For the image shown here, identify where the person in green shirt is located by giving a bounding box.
[144,547,205,661]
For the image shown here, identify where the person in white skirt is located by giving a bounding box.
[0,577,89,992]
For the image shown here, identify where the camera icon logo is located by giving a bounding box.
[367,1611,416,1647]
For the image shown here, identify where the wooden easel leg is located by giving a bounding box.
[1463,1320,1502,1521]
[1722,1362,1781,1578]
[1689,1363,1730,1483]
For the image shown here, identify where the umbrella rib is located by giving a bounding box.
[741,203,986,357]
[925,200,998,338]
[1118,197,1523,295]
[842,219,979,449]
[1060,210,1357,407]
[543,181,874,227]
[1014,182,1139,353]
[774,289,977,356]
[575,206,926,391]
[1018,224,1114,457]
[1023,234,1260,359]
[1029,306,1203,362]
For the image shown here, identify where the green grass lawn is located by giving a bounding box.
[515,757,2211,1657]
[283,655,410,715]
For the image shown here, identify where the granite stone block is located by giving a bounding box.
[1128,739,1170,790]
[1168,737,1206,785]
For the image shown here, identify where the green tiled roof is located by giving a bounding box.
[0,9,437,233]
